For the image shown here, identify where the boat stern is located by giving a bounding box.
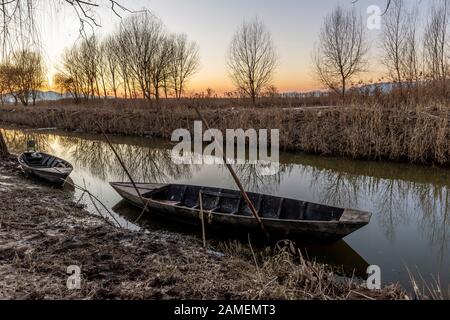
[340,209,372,225]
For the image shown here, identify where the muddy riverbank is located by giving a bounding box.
[0,156,407,300]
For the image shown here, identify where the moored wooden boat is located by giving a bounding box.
[18,152,73,184]
[110,182,372,243]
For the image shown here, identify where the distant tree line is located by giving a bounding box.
[3,0,450,107]
[54,11,200,103]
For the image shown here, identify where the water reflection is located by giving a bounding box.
[233,163,291,194]
[3,129,196,183]
[4,128,449,252]
[2,127,449,288]
[305,165,450,258]
[3,129,53,153]
[63,136,196,182]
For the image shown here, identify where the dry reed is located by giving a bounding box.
[1,98,449,166]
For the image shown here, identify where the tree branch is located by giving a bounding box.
[352,0,391,15]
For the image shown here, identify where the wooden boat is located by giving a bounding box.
[110,182,372,242]
[18,152,73,184]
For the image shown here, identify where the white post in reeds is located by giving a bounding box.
[199,192,207,249]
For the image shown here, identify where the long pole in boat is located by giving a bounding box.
[193,107,269,238]
[95,121,149,210]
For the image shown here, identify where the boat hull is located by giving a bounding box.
[110,182,371,243]
[21,166,72,184]
[18,152,73,185]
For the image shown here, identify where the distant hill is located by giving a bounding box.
[354,82,395,93]
[281,90,327,98]
[2,90,71,104]
[281,82,395,98]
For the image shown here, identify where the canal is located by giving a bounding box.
[2,127,449,291]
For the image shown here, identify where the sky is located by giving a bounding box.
[35,0,427,94]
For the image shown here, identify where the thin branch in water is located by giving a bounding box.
[62,177,122,228]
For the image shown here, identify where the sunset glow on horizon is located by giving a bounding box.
[37,0,426,94]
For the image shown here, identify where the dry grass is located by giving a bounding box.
[407,268,450,300]
[219,240,406,300]
[1,98,449,166]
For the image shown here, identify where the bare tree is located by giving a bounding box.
[118,12,165,102]
[103,36,120,98]
[0,62,19,105]
[227,18,278,105]
[169,33,200,99]
[0,65,8,106]
[424,0,450,98]
[352,0,392,14]
[29,51,46,105]
[97,40,109,98]
[314,6,368,102]
[382,0,408,86]
[8,50,46,106]
[53,9,200,103]
[402,6,420,91]
[151,35,173,102]
[0,1,131,57]
[57,48,84,101]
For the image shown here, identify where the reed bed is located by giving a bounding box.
[219,240,406,300]
[408,268,450,300]
[0,98,449,166]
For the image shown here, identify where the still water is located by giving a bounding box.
[2,127,449,290]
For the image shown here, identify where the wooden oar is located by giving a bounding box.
[193,107,269,238]
[95,121,149,211]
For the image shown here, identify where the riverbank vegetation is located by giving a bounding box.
[1,95,449,166]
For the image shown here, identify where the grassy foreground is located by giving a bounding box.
[1,99,449,166]
[0,156,407,300]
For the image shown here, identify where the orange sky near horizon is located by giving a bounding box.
[37,0,424,94]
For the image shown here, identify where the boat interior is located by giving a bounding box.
[20,152,69,169]
[146,184,344,221]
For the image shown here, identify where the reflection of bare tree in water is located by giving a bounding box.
[311,168,406,241]
[374,179,410,241]
[305,161,449,252]
[69,139,108,179]
[118,143,195,182]
[307,167,361,209]
[59,136,196,182]
[232,163,291,193]
[1,129,52,153]
[378,180,450,258]
[416,185,450,261]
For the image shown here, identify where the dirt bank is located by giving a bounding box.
[0,157,407,300]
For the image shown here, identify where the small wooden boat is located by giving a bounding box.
[18,152,73,184]
[110,182,372,242]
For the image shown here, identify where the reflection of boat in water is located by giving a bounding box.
[112,200,199,235]
[113,199,369,278]
[110,182,372,243]
[299,241,369,278]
